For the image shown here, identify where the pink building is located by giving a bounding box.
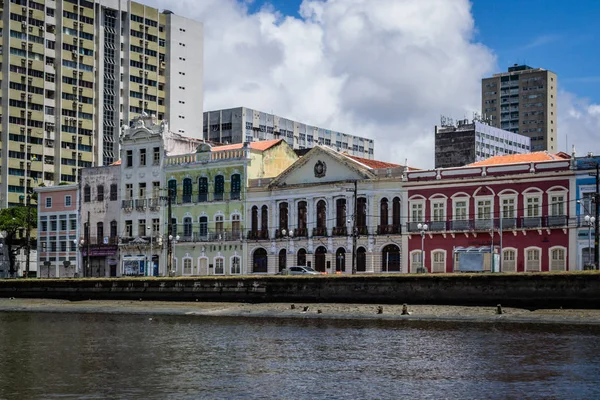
[35,184,80,278]
[404,152,576,273]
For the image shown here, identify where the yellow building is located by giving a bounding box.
[0,0,203,207]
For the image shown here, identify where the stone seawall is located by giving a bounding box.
[1,273,599,308]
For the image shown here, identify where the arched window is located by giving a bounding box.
[110,184,118,201]
[97,185,104,201]
[215,215,224,234]
[315,200,327,236]
[231,174,241,200]
[168,179,177,201]
[232,215,241,240]
[214,258,224,274]
[335,248,346,272]
[279,202,288,232]
[110,220,117,238]
[171,218,178,237]
[84,185,91,202]
[335,198,346,234]
[357,197,367,234]
[182,178,192,203]
[410,250,422,273]
[502,249,516,272]
[214,175,224,201]
[315,246,327,272]
[198,177,208,202]
[297,201,307,236]
[380,198,388,228]
[279,249,287,272]
[392,197,401,230]
[550,247,566,271]
[183,258,192,275]
[382,244,400,272]
[526,248,541,272]
[96,222,103,243]
[297,249,307,266]
[250,206,259,237]
[252,248,268,273]
[231,257,241,274]
[199,216,208,239]
[261,205,268,233]
[183,217,192,239]
[431,250,446,273]
[356,247,366,272]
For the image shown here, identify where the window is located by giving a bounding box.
[110,221,118,238]
[138,219,147,237]
[357,198,367,229]
[231,257,241,274]
[84,185,90,202]
[183,258,192,275]
[50,221,57,231]
[153,147,160,165]
[215,215,224,234]
[152,182,160,198]
[410,250,422,273]
[125,184,133,199]
[60,220,67,231]
[168,179,177,201]
[126,150,133,167]
[337,198,347,228]
[297,201,307,231]
[215,258,224,275]
[183,217,192,238]
[140,148,146,166]
[432,251,445,273]
[550,247,566,271]
[454,200,467,220]
[198,177,208,202]
[199,216,208,238]
[139,182,146,198]
[279,202,289,231]
[316,200,327,229]
[110,184,118,201]
[214,175,224,201]
[152,218,160,235]
[65,195,72,207]
[526,248,541,271]
[477,199,492,219]
[60,241,67,252]
[231,174,241,200]
[41,221,48,232]
[501,198,515,218]
[432,201,445,221]
[232,215,241,239]
[97,222,104,240]
[502,249,516,272]
[97,185,104,201]
[550,194,565,216]
[392,197,401,227]
[379,198,388,226]
[46,197,52,208]
[70,219,77,231]
[125,220,133,237]
[261,205,269,232]
[251,206,259,232]
[526,197,540,217]
[411,202,423,222]
[182,178,192,203]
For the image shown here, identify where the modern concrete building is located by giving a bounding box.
[203,107,375,160]
[435,119,531,168]
[0,0,204,207]
[481,64,557,152]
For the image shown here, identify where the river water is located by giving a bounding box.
[0,312,599,400]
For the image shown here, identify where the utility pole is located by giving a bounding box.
[351,180,358,275]
[86,210,91,277]
[167,188,173,276]
[25,194,31,278]
[595,164,599,269]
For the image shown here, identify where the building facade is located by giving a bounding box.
[574,155,600,269]
[481,64,557,152]
[203,107,375,160]
[435,119,531,168]
[404,153,575,273]
[79,163,121,277]
[166,139,298,276]
[0,0,204,208]
[246,146,406,275]
[35,183,79,277]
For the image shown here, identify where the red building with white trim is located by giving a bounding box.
[403,152,576,273]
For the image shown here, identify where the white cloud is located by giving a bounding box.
[558,91,600,156]
[143,0,500,168]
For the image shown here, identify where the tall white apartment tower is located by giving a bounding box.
[0,0,204,207]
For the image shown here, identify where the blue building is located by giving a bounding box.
[574,156,600,269]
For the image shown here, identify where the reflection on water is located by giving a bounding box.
[0,313,599,399]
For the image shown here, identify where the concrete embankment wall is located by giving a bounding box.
[1,273,600,308]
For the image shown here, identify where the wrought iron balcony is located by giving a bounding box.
[294,227,308,237]
[312,227,328,237]
[332,226,348,236]
[247,230,269,240]
[377,224,401,235]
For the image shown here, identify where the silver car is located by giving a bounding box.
[280,266,320,275]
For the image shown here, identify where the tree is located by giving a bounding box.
[0,205,37,278]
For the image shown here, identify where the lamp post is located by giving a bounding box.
[168,234,180,276]
[280,229,294,272]
[147,226,153,277]
[417,223,428,273]
[585,215,596,268]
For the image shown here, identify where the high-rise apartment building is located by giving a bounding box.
[0,0,203,207]
[203,107,375,159]
[481,64,557,153]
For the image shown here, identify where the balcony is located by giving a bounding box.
[451,220,471,231]
[247,230,269,240]
[546,215,567,227]
[179,192,243,204]
[121,199,133,209]
[474,219,493,230]
[294,228,308,237]
[313,227,328,237]
[332,226,348,236]
[500,218,517,229]
[522,217,542,228]
[377,224,401,235]
[428,221,446,232]
[134,199,147,210]
[180,230,243,242]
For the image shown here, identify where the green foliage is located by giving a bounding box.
[0,206,33,235]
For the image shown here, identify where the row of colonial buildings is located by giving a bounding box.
[34,114,599,278]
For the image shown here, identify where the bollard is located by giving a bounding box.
[303,306,310,312]
[496,304,503,315]
[290,304,296,310]
[377,306,383,314]
[401,303,409,315]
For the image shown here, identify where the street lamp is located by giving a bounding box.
[79,239,87,277]
[147,226,153,277]
[168,234,180,276]
[417,223,428,273]
[585,215,596,269]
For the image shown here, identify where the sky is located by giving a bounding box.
[145,0,600,168]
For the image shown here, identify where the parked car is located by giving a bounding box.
[279,266,320,275]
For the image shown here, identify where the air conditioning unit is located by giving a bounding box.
[22,6,26,12]
[79,71,83,77]
[21,22,27,29]
[27,94,32,100]
[27,60,32,66]
[144,71,148,76]
[39,25,44,31]
[28,9,33,15]
[21,41,26,48]
[27,111,32,117]
[21,59,26,65]
[79,88,83,93]
[28,43,33,49]
[73,70,77,76]
[72,50,78,57]
[20,127,25,133]
[27,77,32,83]
[73,37,78,44]
[20,93,26,99]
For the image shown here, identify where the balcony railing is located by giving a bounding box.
[179,230,242,243]
[247,230,269,240]
[294,228,308,237]
[406,215,569,233]
[332,226,348,236]
[175,192,243,204]
[313,227,328,237]
[377,224,401,235]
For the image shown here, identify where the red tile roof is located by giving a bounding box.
[111,160,122,166]
[212,139,283,152]
[344,154,401,169]
[468,151,570,167]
